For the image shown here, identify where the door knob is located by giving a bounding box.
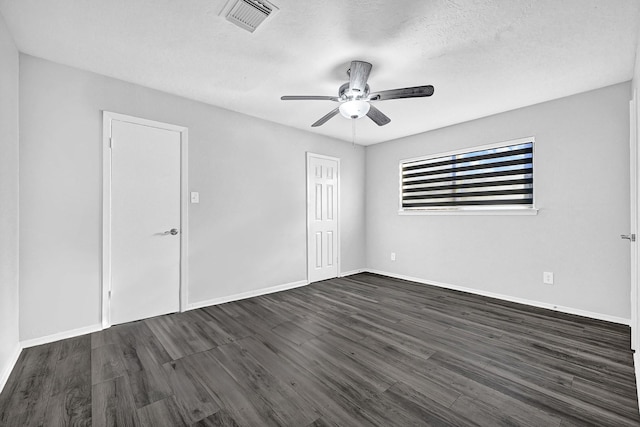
[621,234,636,242]
[164,228,179,235]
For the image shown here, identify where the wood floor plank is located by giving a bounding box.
[241,330,379,426]
[92,375,140,427]
[58,334,91,361]
[191,408,241,426]
[450,394,552,427]
[137,396,187,427]
[91,328,118,350]
[91,344,126,385]
[45,350,92,426]
[200,306,256,339]
[44,387,92,427]
[430,349,636,426]
[126,345,173,409]
[144,313,217,360]
[315,329,460,409]
[233,334,368,425]
[227,297,292,328]
[271,320,317,345]
[51,351,91,396]
[113,321,173,371]
[207,342,320,426]
[162,359,220,424]
[0,342,60,426]
[383,381,485,427]
[305,417,340,427]
[1,272,638,426]
[178,350,276,426]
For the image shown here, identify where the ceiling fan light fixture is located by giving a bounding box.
[280,60,433,127]
[339,100,370,119]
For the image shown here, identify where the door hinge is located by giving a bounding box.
[109,138,114,148]
[108,290,112,299]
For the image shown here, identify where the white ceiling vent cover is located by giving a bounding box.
[220,0,279,33]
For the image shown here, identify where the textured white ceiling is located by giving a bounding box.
[0,0,638,145]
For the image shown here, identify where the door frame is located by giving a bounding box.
[102,111,189,328]
[306,152,340,283]
[631,91,639,350]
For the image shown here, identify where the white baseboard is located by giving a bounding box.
[0,344,22,394]
[366,269,631,326]
[340,269,366,277]
[187,279,309,311]
[20,323,103,349]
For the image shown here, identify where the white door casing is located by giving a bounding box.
[307,153,339,283]
[630,91,639,350]
[102,112,189,327]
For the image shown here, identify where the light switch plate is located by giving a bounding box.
[190,192,199,203]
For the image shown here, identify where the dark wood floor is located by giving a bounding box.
[1,273,638,426]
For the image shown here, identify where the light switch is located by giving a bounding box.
[190,192,199,203]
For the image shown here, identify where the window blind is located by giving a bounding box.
[401,141,534,210]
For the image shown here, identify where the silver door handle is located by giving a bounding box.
[164,228,179,235]
[621,234,636,242]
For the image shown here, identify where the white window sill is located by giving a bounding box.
[398,208,539,216]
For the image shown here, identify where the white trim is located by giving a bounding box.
[180,129,190,312]
[630,91,639,350]
[101,113,111,328]
[306,153,341,283]
[102,111,189,328]
[340,269,366,277]
[399,208,538,216]
[0,344,22,394]
[20,323,103,349]
[186,280,309,311]
[366,269,631,326]
[102,112,187,133]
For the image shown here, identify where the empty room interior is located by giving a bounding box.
[3,0,640,425]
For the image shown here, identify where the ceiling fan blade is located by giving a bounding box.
[311,108,340,127]
[369,85,434,101]
[281,95,340,101]
[366,104,391,126]
[348,61,372,94]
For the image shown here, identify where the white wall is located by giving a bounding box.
[15,53,633,342]
[631,25,640,354]
[0,12,20,389]
[366,82,632,321]
[19,54,366,341]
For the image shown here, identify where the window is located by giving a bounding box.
[400,138,534,213]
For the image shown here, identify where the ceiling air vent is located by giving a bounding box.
[220,0,278,33]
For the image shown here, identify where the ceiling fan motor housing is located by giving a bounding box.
[339,82,370,100]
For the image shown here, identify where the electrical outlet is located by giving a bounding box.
[390,252,396,261]
[543,272,554,285]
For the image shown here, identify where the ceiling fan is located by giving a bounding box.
[281,60,434,127]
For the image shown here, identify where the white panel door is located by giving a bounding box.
[110,119,181,325]
[307,154,339,283]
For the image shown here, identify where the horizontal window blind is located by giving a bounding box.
[401,141,534,210]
